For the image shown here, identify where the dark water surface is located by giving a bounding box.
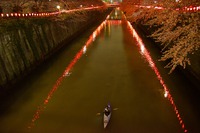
[0,9,199,133]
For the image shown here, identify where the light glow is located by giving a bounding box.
[83,46,87,54]
[164,90,168,98]
[108,20,122,25]
[127,21,188,133]
[28,18,108,130]
[56,5,61,10]
[0,6,105,18]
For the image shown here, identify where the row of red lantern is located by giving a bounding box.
[0,12,61,18]
[138,5,200,12]
[183,6,200,11]
[0,6,105,18]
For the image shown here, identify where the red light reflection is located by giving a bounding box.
[127,21,188,133]
[28,18,107,130]
[108,20,122,25]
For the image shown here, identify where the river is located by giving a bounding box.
[0,9,199,133]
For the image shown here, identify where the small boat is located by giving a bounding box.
[103,104,111,128]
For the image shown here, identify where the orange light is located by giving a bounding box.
[127,21,188,133]
[28,18,107,130]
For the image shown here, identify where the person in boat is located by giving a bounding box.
[104,105,111,116]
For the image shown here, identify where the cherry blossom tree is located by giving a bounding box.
[121,0,200,73]
[0,0,105,13]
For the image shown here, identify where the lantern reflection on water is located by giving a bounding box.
[126,21,188,133]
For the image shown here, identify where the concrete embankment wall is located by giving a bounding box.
[0,8,112,89]
[133,23,200,90]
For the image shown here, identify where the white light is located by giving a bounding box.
[140,45,145,54]
[56,5,60,9]
[115,11,117,16]
[164,91,168,98]
[83,46,87,54]
[64,71,71,77]
[92,32,97,41]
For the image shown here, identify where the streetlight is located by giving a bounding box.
[56,5,61,12]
